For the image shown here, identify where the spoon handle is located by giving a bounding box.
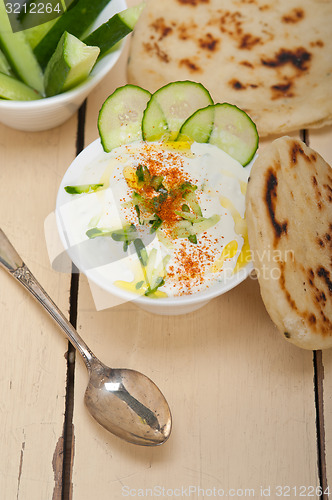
[0,228,94,367]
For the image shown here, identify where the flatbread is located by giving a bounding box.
[246,137,332,349]
[127,0,332,137]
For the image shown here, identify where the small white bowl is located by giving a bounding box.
[0,0,126,131]
[55,139,253,316]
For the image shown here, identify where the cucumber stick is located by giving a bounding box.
[0,1,44,94]
[83,2,145,59]
[34,0,110,69]
[0,71,41,100]
[44,32,100,97]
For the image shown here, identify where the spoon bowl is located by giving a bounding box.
[85,360,171,445]
[0,228,171,446]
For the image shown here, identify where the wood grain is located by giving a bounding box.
[0,119,77,499]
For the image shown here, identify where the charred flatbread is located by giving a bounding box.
[246,137,332,349]
[127,0,332,137]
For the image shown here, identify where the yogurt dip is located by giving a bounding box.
[57,140,251,298]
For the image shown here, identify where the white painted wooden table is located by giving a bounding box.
[0,8,331,499]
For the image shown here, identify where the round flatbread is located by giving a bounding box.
[127,0,332,137]
[246,136,332,349]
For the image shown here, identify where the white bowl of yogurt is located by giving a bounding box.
[56,138,253,315]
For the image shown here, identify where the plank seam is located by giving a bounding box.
[302,128,329,499]
[61,101,87,500]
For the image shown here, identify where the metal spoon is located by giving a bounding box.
[0,229,172,446]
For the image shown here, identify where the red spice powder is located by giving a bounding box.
[123,143,223,295]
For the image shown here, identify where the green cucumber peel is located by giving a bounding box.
[83,2,145,59]
[34,0,110,69]
[65,183,104,194]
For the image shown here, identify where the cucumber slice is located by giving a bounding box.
[98,84,151,152]
[44,31,100,97]
[0,2,44,94]
[142,81,213,142]
[179,103,258,166]
[209,103,258,166]
[83,2,145,59]
[0,71,41,100]
[34,0,110,69]
[177,105,214,143]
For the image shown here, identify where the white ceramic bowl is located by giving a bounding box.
[55,139,253,315]
[0,0,126,131]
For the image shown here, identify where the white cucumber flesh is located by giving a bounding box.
[118,1,145,29]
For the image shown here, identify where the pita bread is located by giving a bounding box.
[246,137,332,349]
[127,0,332,137]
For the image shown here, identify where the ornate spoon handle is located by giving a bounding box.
[0,228,94,366]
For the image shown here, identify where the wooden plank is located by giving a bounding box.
[306,126,332,498]
[71,276,318,499]
[0,118,77,499]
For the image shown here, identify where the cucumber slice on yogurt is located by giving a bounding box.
[179,103,258,166]
[209,103,258,166]
[142,81,213,142]
[98,84,151,152]
[177,105,214,143]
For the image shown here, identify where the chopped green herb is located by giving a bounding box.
[134,204,141,223]
[136,164,150,184]
[150,216,163,233]
[145,276,165,296]
[136,280,144,290]
[182,204,190,212]
[150,175,164,191]
[86,227,112,238]
[65,183,104,194]
[180,181,197,194]
[86,224,138,251]
[188,234,197,244]
[133,238,148,266]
